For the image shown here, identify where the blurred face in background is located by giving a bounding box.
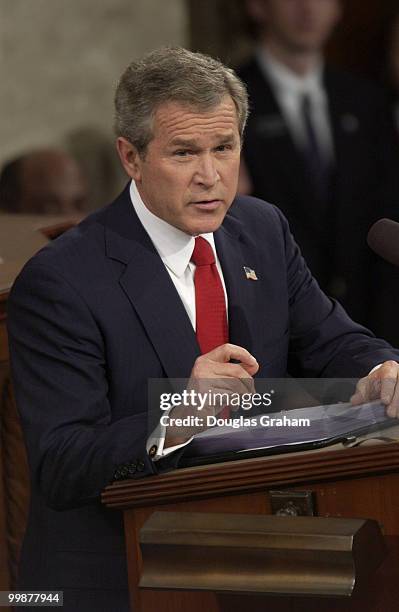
[247,0,342,54]
[18,151,89,215]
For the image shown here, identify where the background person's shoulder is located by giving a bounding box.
[230,193,286,225]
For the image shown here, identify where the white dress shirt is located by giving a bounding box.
[256,48,335,163]
[129,180,228,460]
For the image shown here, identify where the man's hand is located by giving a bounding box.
[164,343,259,447]
[350,360,399,417]
[188,342,259,398]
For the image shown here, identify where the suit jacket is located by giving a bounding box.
[7,186,399,610]
[237,57,399,342]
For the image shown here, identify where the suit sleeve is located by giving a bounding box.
[7,262,180,511]
[273,207,399,377]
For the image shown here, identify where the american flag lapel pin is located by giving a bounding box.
[243,266,258,281]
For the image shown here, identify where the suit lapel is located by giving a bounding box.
[247,61,304,178]
[104,187,199,380]
[214,210,260,355]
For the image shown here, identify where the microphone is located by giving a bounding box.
[367,218,399,267]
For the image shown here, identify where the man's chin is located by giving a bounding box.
[290,36,328,53]
[189,215,227,236]
[182,208,228,236]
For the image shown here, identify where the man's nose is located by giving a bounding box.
[193,154,219,187]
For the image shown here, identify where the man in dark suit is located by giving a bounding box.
[7,47,399,611]
[238,0,399,342]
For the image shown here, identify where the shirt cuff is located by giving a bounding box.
[146,406,193,461]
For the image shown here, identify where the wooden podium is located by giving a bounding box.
[102,441,399,612]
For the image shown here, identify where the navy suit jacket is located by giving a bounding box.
[7,185,399,610]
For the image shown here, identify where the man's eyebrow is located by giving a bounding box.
[216,133,237,144]
[168,133,237,148]
[168,138,199,148]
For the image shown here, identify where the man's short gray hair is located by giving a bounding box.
[114,46,249,156]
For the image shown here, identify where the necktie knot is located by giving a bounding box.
[191,236,215,266]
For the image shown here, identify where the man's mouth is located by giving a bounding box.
[191,199,222,210]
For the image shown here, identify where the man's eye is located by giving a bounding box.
[174,150,192,156]
[216,144,232,152]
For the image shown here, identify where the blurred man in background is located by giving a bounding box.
[237,0,399,343]
[0,149,89,215]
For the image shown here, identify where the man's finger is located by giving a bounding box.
[350,362,399,416]
[380,377,397,407]
[206,343,259,375]
[382,377,399,417]
[351,376,382,405]
[211,376,254,395]
[350,377,370,405]
[192,358,256,391]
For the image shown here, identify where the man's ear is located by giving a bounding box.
[116,137,143,181]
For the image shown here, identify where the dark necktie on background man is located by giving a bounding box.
[191,236,229,418]
[301,94,331,202]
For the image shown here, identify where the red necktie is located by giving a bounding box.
[191,237,228,352]
[191,237,229,418]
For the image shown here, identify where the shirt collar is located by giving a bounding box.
[257,47,324,98]
[129,180,216,278]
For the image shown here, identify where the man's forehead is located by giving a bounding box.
[152,97,239,140]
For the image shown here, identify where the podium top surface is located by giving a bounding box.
[102,424,399,510]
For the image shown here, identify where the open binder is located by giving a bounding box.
[180,400,396,467]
